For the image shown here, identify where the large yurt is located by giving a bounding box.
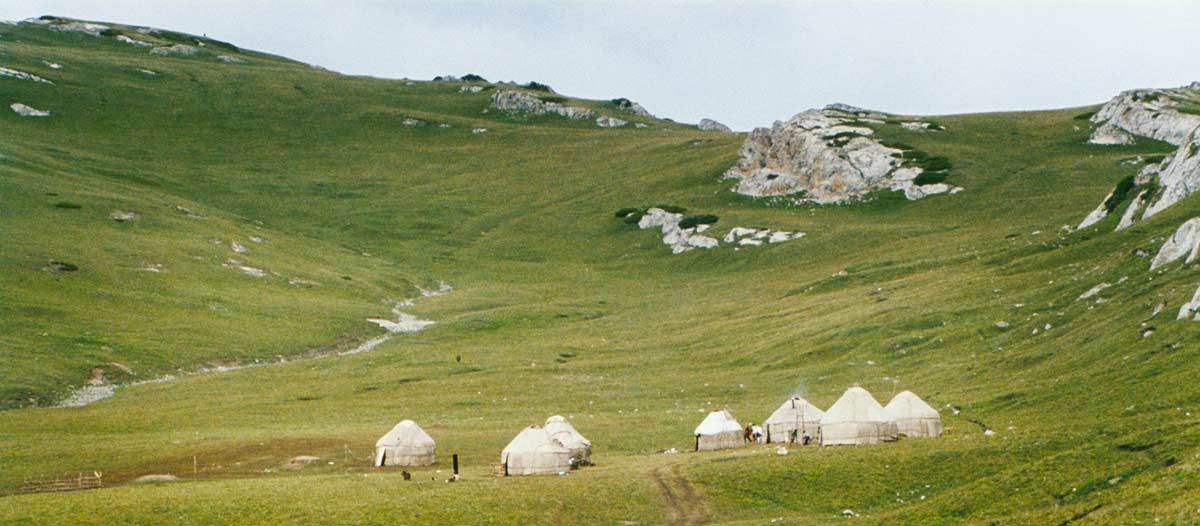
[544,415,592,465]
[694,409,744,451]
[818,386,898,446]
[374,420,436,467]
[500,425,573,476]
[884,390,943,437]
[763,397,824,444]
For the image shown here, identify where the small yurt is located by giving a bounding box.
[694,409,744,451]
[818,386,898,446]
[374,420,436,467]
[764,397,824,444]
[545,415,592,465]
[500,425,573,476]
[884,390,943,437]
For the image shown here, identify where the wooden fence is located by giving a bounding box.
[21,472,102,493]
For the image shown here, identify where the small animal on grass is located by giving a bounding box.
[402,470,411,481]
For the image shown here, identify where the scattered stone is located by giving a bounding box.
[1078,283,1111,301]
[596,116,627,128]
[634,123,649,129]
[994,321,1010,330]
[116,35,153,47]
[231,241,249,254]
[57,385,113,407]
[132,474,179,484]
[471,128,488,134]
[367,311,435,333]
[224,259,266,277]
[1150,218,1200,270]
[490,89,594,120]
[109,210,138,222]
[459,85,483,93]
[150,44,199,57]
[697,118,731,132]
[842,509,858,518]
[901,121,939,131]
[776,446,789,456]
[0,66,53,84]
[10,103,50,117]
[216,55,246,64]
[983,429,997,436]
[138,68,158,76]
[45,260,78,272]
[43,61,63,69]
[611,98,651,117]
[402,117,426,126]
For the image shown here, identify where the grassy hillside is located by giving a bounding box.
[2,17,1199,525]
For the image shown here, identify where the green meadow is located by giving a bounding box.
[1,17,1198,525]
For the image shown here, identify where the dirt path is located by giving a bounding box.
[651,462,710,525]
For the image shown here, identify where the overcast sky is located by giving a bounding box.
[4,1,1199,130]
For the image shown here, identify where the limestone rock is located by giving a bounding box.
[1178,284,1200,321]
[0,67,52,84]
[1115,190,1148,231]
[1150,217,1200,270]
[1076,192,1112,230]
[490,90,594,120]
[612,98,651,117]
[1089,86,1200,146]
[459,85,483,93]
[698,118,732,132]
[150,44,199,57]
[596,116,627,128]
[217,55,246,64]
[24,17,109,36]
[724,108,958,203]
[1143,128,1200,219]
[10,103,50,117]
[116,35,153,47]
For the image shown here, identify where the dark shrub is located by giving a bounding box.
[901,150,930,161]
[537,95,568,104]
[678,214,719,229]
[525,81,553,92]
[1073,111,1097,121]
[879,141,914,151]
[1143,155,1166,164]
[653,204,686,214]
[100,28,122,37]
[913,171,950,185]
[1103,175,1137,213]
[622,212,644,225]
[461,73,487,82]
[47,261,78,272]
[614,207,641,218]
[54,201,81,209]
[913,156,952,172]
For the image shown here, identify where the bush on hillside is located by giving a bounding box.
[1103,175,1137,213]
[54,201,82,209]
[678,214,719,229]
[614,207,641,218]
[622,212,645,225]
[461,73,487,82]
[910,156,952,172]
[879,141,914,151]
[653,204,686,214]
[525,81,553,92]
[913,171,950,185]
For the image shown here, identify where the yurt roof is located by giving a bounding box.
[502,425,570,455]
[819,387,890,424]
[764,397,825,424]
[884,390,940,419]
[694,409,742,435]
[375,419,435,448]
[545,415,591,447]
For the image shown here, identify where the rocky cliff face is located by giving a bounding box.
[1078,83,1200,231]
[723,106,959,204]
[1088,84,1200,146]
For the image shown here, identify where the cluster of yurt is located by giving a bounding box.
[500,415,592,476]
[692,387,941,451]
[374,420,437,467]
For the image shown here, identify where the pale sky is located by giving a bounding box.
[4,1,1199,130]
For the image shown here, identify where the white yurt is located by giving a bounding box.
[694,409,744,451]
[818,386,898,446]
[764,397,824,444]
[374,420,436,467]
[884,390,943,437]
[545,415,592,465]
[500,425,573,476]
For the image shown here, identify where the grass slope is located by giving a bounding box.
[1,17,1198,525]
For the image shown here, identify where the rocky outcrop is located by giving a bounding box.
[22,17,109,36]
[723,107,959,203]
[722,227,803,246]
[0,67,53,84]
[612,98,651,117]
[596,116,627,128]
[698,119,731,132]
[490,90,594,120]
[1179,284,1200,321]
[1150,217,1200,270]
[637,208,719,254]
[116,35,153,47]
[1076,191,1113,230]
[10,103,50,117]
[1089,86,1200,147]
[150,44,199,57]
[1143,129,1200,219]
[217,55,247,64]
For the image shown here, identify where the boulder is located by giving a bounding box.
[116,35,153,47]
[490,90,594,120]
[596,116,627,128]
[1115,190,1148,231]
[724,108,958,203]
[1076,191,1112,230]
[698,118,731,132]
[1142,129,1200,219]
[1150,217,1200,270]
[612,98,651,117]
[459,85,483,93]
[10,103,50,117]
[0,67,53,84]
